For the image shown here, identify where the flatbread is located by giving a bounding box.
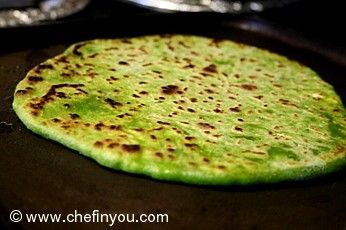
[13,35,346,185]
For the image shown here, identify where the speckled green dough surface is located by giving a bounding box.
[13,35,346,185]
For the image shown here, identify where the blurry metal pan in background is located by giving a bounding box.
[0,0,90,28]
[121,0,300,13]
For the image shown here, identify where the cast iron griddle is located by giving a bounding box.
[0,15,345,229]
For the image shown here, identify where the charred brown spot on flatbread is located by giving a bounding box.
[161,85,179,95]
[122,144,140,153]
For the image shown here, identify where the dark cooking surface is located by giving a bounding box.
[0,17,345,229]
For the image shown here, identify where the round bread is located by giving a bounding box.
[13,35,346,185]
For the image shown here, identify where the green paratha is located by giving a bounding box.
[13,35,346,185]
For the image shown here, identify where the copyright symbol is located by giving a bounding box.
[10,210,22,222]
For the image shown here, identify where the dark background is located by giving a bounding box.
[68,0,346,59]
[0,0,344,64]
[52,0,346,66]
[1,0,345,50]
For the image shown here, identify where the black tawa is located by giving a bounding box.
[0,15,345,229]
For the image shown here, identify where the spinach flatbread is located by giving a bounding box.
[13,35,346,185]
